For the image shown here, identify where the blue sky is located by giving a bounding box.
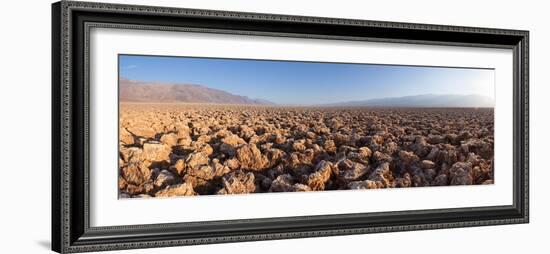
[119,54,494,105]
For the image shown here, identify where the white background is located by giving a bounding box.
[0,0,547,253]
[91,28,513,226]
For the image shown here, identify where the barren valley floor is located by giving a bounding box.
[118,103,494,198]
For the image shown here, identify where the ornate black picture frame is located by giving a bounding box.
[52,1,529,253]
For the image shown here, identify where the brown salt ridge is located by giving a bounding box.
[118,103,494,198]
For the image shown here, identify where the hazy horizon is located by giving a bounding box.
[119,55,495,105]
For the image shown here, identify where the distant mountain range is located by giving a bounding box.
[323,94,494,108]
[119,78,273,105]
[120,79,493,107]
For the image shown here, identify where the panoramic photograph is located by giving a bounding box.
[118,55,495,199]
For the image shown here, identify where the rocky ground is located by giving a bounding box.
[118,103,494,198]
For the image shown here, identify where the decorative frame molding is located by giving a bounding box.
[52,1,529,253]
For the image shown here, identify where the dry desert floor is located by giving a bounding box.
[118,103,494,198]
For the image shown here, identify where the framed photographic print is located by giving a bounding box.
[51,1,529,253]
